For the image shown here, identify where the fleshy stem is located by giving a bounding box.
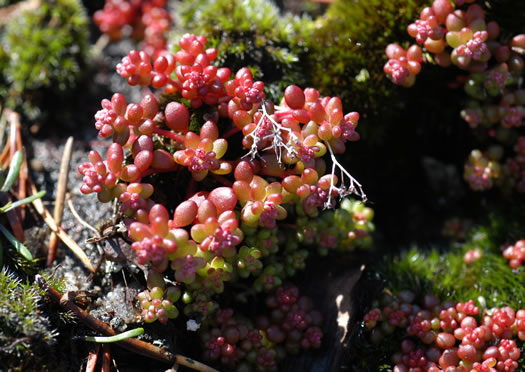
[244,100,299,166]
[325,141,366,208]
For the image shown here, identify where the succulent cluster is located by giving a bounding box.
[502,240,525,269]
[94,0,171,57]
[363,291,524,371]
[137,270,181,323]
[78,31,372,369]
[383,0,525,194]
[0,0,88,119]
[385,0,507,85]
[201,283,323,371]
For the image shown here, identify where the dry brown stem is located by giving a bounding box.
[47,136,74,267]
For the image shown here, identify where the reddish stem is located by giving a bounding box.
[154,128,185,143]
[102,345,111,372]
[0,193,24,243]
[85,346,100,372]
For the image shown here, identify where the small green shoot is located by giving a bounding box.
[0,190,46,213]
[0,224,32,261]
[83,328,145,343]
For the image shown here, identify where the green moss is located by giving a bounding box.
[0,269,58,371]
[0,0,88,120]
[352,211,525,370]
[302,0,427,138]
[172,0,309,102]
[376,211,525,310]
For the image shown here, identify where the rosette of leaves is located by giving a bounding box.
[172,0,309,102]
[0,0,88,120]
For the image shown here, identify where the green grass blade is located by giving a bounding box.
[0,224,32,261]
[1,150,23,192]
[0,191,46,214]
[83,328,145,343]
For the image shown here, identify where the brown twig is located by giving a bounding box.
[85,345,100,372]
[92,34,110,59]
[102,344,111,372]
[13,113,27,220]
[68,198,105,281]
[173,355,220,372]
[0,193,24,242]
[47,137,74,267]
[0,143,9,167]
[67,199,100,237]
[86,254,105,282]
[28,179,95,272]
[0,112,25,242]
[36,276,220,372]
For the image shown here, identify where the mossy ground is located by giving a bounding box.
[0,0,88,120]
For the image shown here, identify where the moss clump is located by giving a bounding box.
[375,211,525,309]
[303,0,426,132]
[0,0,88,120]
[0,269,59,371]
[172,0,309,102]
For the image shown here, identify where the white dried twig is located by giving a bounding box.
[243,101,299,166]
[324,141,366,208]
